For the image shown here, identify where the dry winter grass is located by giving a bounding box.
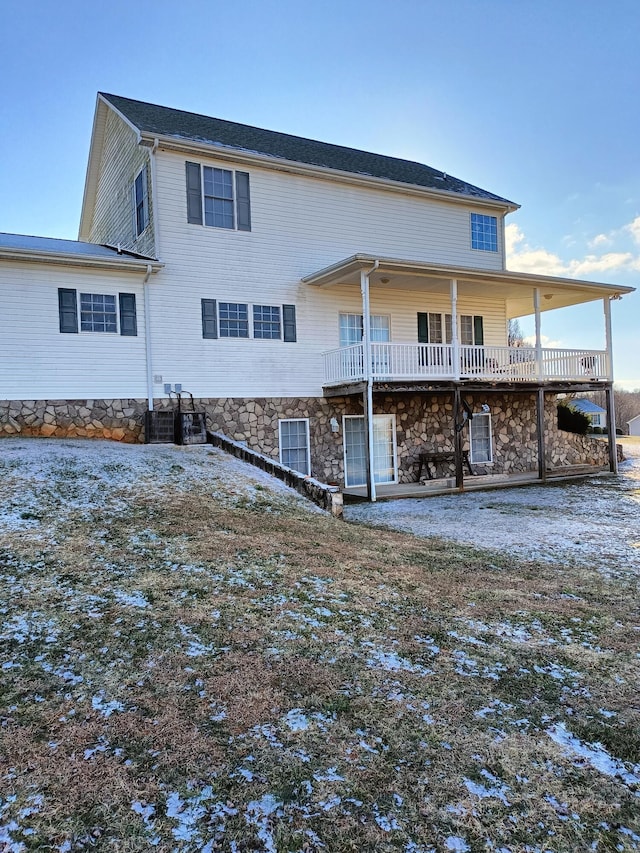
[1,439,639,852]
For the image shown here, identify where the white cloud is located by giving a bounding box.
[588,233,611,248]
[523,334,564,348]
[624,216,640,245]
[505,223,640,279]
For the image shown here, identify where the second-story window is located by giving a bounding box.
[133,166,149,237]
[186,162,251,231]
[471,213,498,252]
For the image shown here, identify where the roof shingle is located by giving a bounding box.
[101,93,515,206]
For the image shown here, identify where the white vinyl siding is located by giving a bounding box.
[86,109,155,257]
[279,418,310,475]
[0,260,147,399]
[139,149,509,398]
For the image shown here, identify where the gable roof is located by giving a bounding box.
[100,93,517,208]
[570,398,606,415]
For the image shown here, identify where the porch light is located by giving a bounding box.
[481,404,490,413]
[329,417,339,433]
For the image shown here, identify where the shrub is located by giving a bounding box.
[557,403,590,435]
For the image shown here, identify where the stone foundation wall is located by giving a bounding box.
[0,392,613,484]
[0,399,148,442]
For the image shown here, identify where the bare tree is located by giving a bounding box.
[508,318,525,347]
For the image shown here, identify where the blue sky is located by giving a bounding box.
[1,0,638,387]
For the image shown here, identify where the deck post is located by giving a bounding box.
[453,387,464,490]
[605,385,618,473]
[536,387,547,481]
[534,288,543,381]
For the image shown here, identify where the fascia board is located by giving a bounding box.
[302,253,635,297]
[0,247,163,273]
[145,133,519,213]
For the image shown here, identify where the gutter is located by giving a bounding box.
[143,133,519,214]
[0,246,163,273]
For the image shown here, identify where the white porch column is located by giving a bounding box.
[450,279,460,380]
[534,288,543,380]
[603,296,614,380]
[361,265,377,501]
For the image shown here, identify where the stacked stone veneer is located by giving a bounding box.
[1,392,611,483]
[0,399,148,443]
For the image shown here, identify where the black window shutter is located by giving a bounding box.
[473,315,484,346]
[119,293,137,336]
[201,299,218,339]
[186,162,203,225]
[58,288,78,333]
[235,171,251,231]
[282,304,296,342]
[417,312,429,343]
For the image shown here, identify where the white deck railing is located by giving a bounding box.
[323,343,610,385]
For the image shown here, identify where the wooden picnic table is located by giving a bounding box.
[417,450,475,481]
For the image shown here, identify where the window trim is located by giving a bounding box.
[342,413,398,488]
[279,418,311,476]
[470,212,498,253]
[469,412,493,464]
[57,288,137,337]
[133,165,149,237]
[186,161,251,231]
[201,300,296,342]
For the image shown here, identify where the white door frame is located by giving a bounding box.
[343,413,398,488]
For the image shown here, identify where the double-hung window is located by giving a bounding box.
[469,412,493,464]
[219,302,249,338]
[471,213,498,252]
[58,289,137,336]
[279,418,311,475]
[186,161,251,231]
[133,166,149,237]
[460,315,484,346]
[81,293,117,332]
[253,305,281,339]
[201,300,296,341]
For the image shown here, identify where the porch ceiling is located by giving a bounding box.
[302,254,635,318]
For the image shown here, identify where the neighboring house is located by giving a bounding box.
[629,415,640,437]
[570,398,607,428]
[0,93,635,498]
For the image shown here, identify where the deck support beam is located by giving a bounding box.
[453,387,464,490]
[536,387,547,481]
[605,385,618,473]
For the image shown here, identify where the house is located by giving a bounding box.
[570,398,607,429]
[629,415,640,437]
[0,93,635,499]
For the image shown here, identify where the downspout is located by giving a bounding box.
[144,138,161,414]
[361,260,379,501]
[143,264,154,411]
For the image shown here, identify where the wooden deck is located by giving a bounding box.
[342,466,610,501]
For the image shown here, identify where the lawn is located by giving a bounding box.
[1,439,639,852]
